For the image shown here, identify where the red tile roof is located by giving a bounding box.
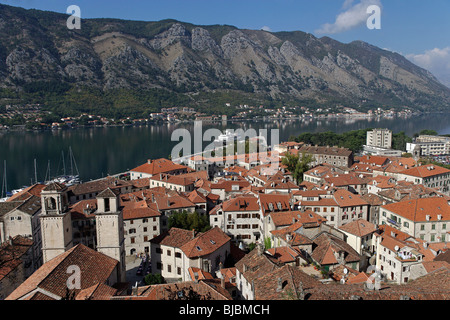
[0,236,33,282]
[381,197,450,222]
[339,219,378,237]
[6,244,119,300]
[400,164,450,178]
[150,228,196,248]
[130,158,188,176]
[221,196,260,212]
[180,227,230,258]
[258,193,292,216]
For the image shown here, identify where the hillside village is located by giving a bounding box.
[0,129,449,301]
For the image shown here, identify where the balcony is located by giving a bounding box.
[387,218,399,227]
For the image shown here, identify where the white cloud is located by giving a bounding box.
[407,47,450,88]
[316,0,382,35]
[261,26,272,32]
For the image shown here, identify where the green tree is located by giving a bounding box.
[264,237,272,250]
[282,151,314,184]
[168,211,211,233]
[144,273,165,285]
[419,129,438,136]
[392,131,412,151]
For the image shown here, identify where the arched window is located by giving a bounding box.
[46,197,57,210]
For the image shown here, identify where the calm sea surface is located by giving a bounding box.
[1,113,450,190]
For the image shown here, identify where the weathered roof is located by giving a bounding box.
[6,244,119,300]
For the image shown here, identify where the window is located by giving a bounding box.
[443,224,447,230]
[156,248,162,254]
[167,265,172,273]
[167,250,171,256]
[175,252,182,258]
[131,237,135,244]
[420,225,425,231]
[430,235,435,242]
[432,224,436,230]
[177,267,181,275]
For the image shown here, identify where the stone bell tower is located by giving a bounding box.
[95,188,126,282]
[40,182,73,263]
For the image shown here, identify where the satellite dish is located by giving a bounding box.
[340,279,346,284]
[343,268,348,275]
[394,245,400,251]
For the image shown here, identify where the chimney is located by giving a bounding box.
[147,159,152,164]
[221,277,226,289]
[132,282,139,296]
[276,278,283,292]
[297,282,305,300]
[257,243,264,255]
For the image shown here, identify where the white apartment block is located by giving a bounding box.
[375,235,425,284]
[367,129,392,149]
[380,197,450,243]
[210,196,262,245]
[395,164,450,195]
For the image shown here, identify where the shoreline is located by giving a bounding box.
[0,112,425,133]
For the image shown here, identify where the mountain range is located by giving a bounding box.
[1,4,450,116]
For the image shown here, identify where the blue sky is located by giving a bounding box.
[1,0,450,86]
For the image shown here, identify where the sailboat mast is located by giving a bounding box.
[69,147,74,176]
[1,160,7,198]
[34,158,38,184]
[62,151,66,176]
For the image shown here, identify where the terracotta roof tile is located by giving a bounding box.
[381,197,450,222]
[180,227,230,258]
[6,244,119,300]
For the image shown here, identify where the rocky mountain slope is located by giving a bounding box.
[1,4,450,115]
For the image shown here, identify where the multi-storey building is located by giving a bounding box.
[298,189,369,228]
[210,196,261,245]
[366,129,392,149]
[396,164,450,194]
[379,197,450,243]
[150,227,231,282]
[291,145,354,168]
[129,158,189,180]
